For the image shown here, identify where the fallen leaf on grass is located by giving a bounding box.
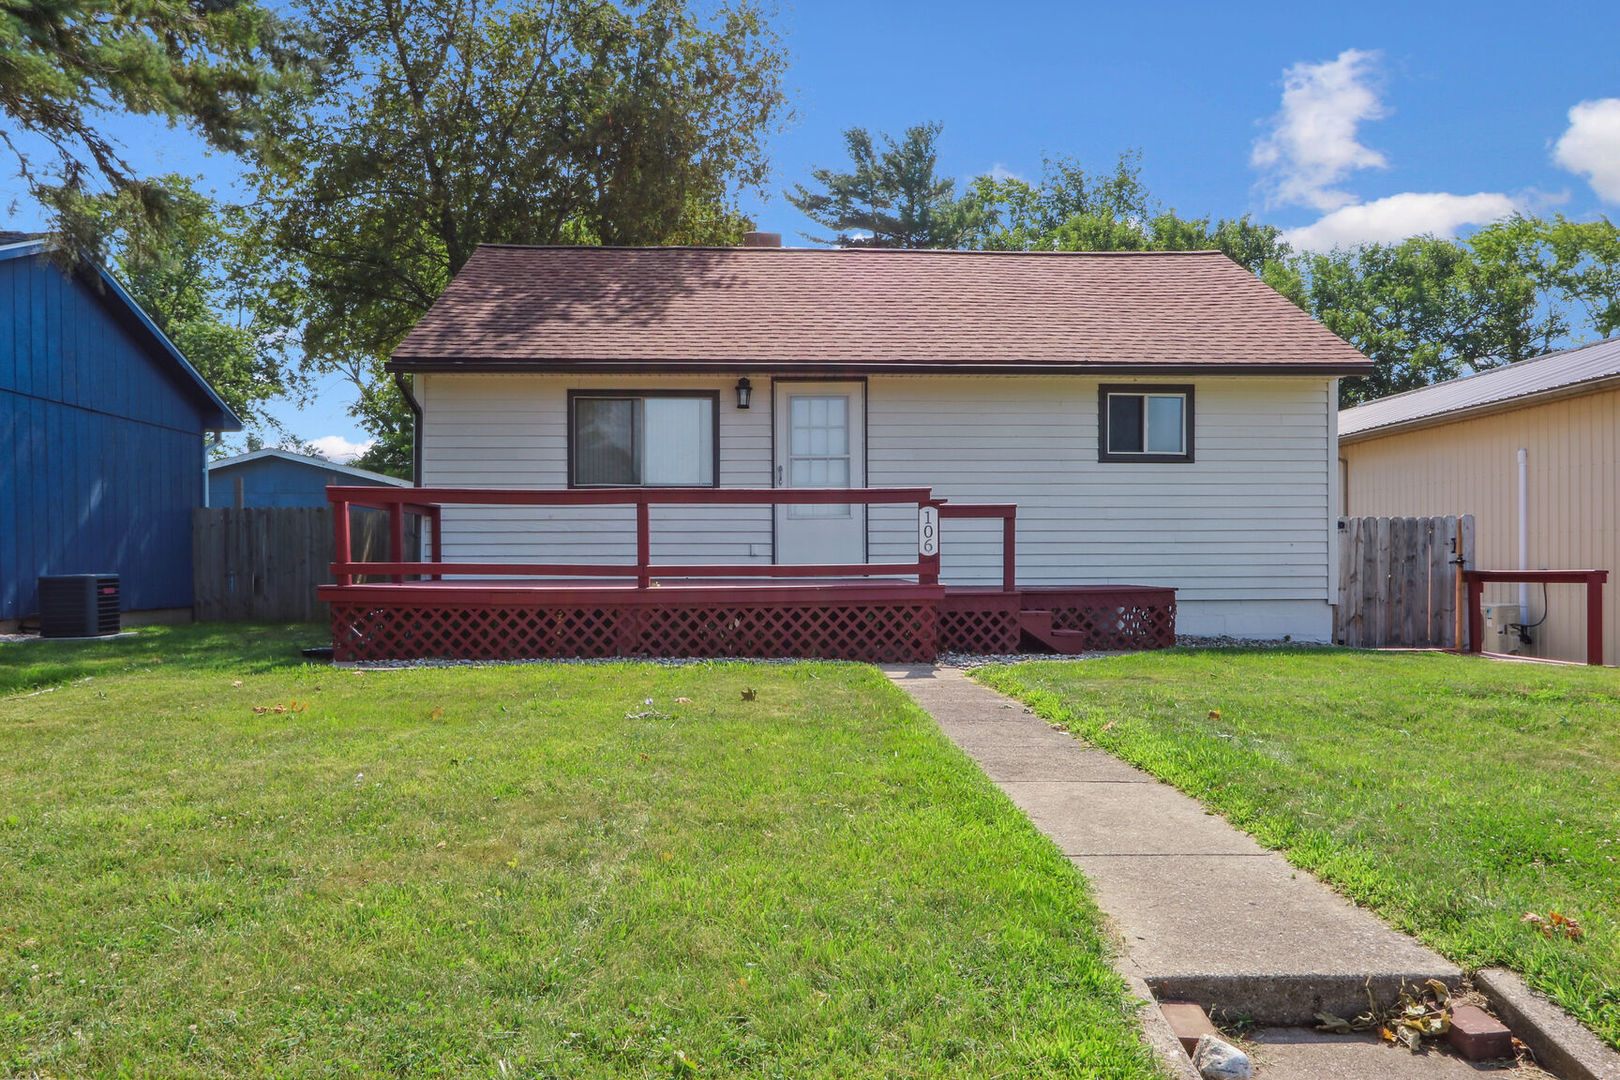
[231,680,243,688]
[674,697,693,704]
[251,702,308,716]
[1099,721,1116,734]
[1522,910,1584,940]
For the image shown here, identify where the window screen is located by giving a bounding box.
[572,394,716,486]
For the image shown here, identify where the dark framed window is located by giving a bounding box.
[568,390,719,487]
[1098,384,1194,463]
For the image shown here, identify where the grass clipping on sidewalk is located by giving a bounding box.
[0,625,1159,1079]
[979,648,1620,1050]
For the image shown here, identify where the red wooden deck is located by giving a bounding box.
[317,487,1176,662]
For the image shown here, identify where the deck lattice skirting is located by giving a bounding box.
[330,592,942,663]
[318,487,1176,663]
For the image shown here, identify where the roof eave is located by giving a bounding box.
[84,261,245,432]
[387,358,1372,377]
[1339,372,1620,443]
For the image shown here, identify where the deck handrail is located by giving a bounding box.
[1461,568,1608,665]
[324,485,1017,589]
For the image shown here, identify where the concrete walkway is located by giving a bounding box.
[881,664,1544,1078]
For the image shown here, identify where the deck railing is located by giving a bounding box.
[1462,568,1608,665]
[325,486,1019,591]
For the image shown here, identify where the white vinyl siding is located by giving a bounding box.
[416,371,1336,635]
[863,376,1334,604]
[420,374,770,566]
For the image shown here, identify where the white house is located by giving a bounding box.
[370,239,1369,646]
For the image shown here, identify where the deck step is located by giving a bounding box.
[1017,609,1094,654]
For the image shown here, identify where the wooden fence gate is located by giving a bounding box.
[1335,515,1474,649]
[193,507,413,621]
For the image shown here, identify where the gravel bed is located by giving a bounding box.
[348,654,806,670]
[347,637,1329,671]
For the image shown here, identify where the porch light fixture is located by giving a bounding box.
[735,377,752,409]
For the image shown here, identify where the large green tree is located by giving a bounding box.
[788,133,1291,270]
[247,0,789,476]
[1265,214,1620,406]
[0,0,304,252]
[83,174,292,429]
[786,122,978,248]
[959,152,1290,272]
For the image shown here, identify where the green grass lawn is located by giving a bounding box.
[977,649,1620,1049]
[0,625,1160,1079]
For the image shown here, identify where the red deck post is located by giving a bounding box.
[430,507,443,582]
[1466,574,1484,654]
[1002,512,1016,592]
[1462,569,1607,664]
[1588,572,1605,666]
[389,502,405,584]
[333,498,352,587]
[919,498,942,585]
[636,499,651,589]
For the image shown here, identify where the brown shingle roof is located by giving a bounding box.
[389,245,1372,375]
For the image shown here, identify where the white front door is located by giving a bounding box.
[774,381,865,566]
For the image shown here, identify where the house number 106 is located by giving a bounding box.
[918,506,940,557]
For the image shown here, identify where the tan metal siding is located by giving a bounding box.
[1340,386,1619,665]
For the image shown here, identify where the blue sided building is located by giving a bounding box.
[207,448,407,509]
[0,233,243,624]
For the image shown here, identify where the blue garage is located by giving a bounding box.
[208,448,406,509]
[0,233,243,624]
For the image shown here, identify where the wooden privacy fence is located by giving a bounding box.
[1336,515,1475,649]
[193,507,414,621]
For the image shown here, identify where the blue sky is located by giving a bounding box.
[6,0,1619,457]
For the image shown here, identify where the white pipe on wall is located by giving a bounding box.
[1517,448,1530,615]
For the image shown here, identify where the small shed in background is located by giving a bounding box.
[208,448,407,508]
[0,233,243,627]
[1339,337,1619,665]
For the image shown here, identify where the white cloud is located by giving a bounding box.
[1553,98,1620,203]
[1252,49,1388,211]
[985,162,1023,182]
[308,435,374,463]
[1282,191,1519,251]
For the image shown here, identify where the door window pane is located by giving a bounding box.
[786,394,852,518]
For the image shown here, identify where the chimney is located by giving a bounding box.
[741,231,782,248]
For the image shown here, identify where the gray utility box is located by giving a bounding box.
[38,574,121,638]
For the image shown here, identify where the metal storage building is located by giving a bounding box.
[1339,337,1620,666]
